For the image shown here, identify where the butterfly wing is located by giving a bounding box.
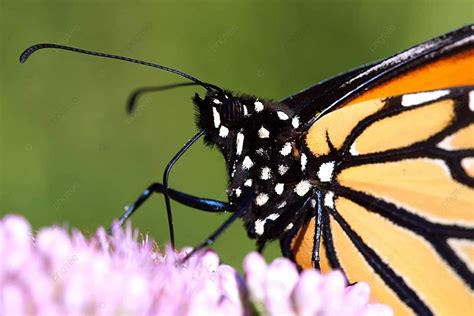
[288,87,474,315]
[281,24,473,126]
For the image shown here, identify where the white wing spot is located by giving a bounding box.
[294,180,311,196]
[235,188,242,197]
[258,126,270,138]
[254,101,264,112]
[437,134,454,151]
[219,125,229,138]
[277,111,289,120]
[317,161,335,182]
[280,142,292,156]
[461,158,474,176]
[256,193,269,206]
[244,179,253,187]
[324,191,335,209]
[275,183,284,195]
[469,90,474,112]
[401,90,449,107]
[301,153,307,171]
[260,167,272,180]
[278,164,289,175]
[236,132,244,155]
[242,156,254,169]
[447,238,474,272]
[212,107,221,128]
[349,143,359,156]
[213,99,222,105]
[291,116,300,128]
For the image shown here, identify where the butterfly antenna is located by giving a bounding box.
[127,82,202,114]
[19,43,223,92]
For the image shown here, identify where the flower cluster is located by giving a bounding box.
[0,214,392,315]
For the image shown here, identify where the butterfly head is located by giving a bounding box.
[193,90,298,161]
[193,90,249,131]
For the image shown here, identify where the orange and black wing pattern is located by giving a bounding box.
[283,25,474,315]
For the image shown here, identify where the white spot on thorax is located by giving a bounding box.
[401,90,449,107]
[254,220,265,235]
[255,193,269,206]
[242,156,254,169]
[469,90,474,112]
[260,167,272,180]
[258,126,270,138]
[244,179,253,187]
[236,132,244,155]
[235,188,242,197]
[254,101,264,112]
[267,213,280,221]
[256,148,267,156]
[324,191,335,209]
[277,201,287,209]
[278,164,289,175]
[254,213,280,236]
[277,111,289,120]
[294,180,311,196]
[243,104,249,116]
[275,183,284,195]
[292,116,300,128]
[301,153,307,171]
[212,107,221,128]
[317,161,335,182]
[231,161,237,177]
[219,125,229,137]
[280,142,292,156]
[284,223,294,231]
[213,99,222,105]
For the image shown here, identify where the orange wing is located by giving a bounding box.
[290,86,474,315]
[346,48,474,106]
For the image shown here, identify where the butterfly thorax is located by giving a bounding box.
[194,90,317,241]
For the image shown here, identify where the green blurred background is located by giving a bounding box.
[1,0,472,268]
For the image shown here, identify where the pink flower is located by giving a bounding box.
[0,214,393,315]
[243,252,393,316]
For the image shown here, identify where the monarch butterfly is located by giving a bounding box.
[21,24,473,315]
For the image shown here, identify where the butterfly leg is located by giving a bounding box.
[256,241,266,253]
[109,182,230,233]
[182,191,254,261]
